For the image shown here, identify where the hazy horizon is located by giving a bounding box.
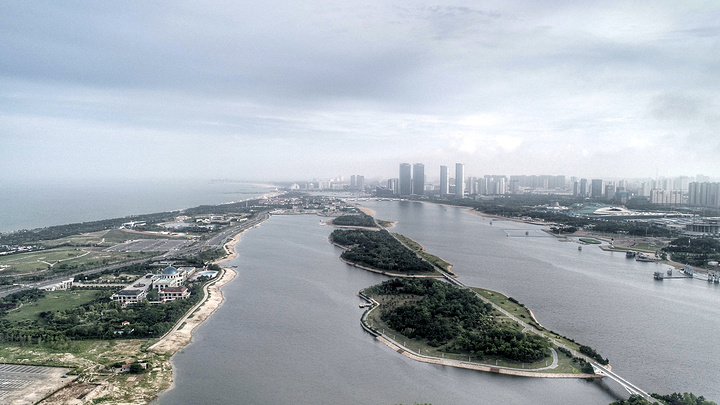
[3,1,720,182]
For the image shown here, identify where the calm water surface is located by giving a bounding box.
[362,201,720,400]
[158,212,627,405]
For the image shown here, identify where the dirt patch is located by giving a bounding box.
[41,383,100,405]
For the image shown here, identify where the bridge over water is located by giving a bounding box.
[443,273,653,401]
[591,363,652,400]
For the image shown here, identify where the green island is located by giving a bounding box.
[332,212,379,227]
[361,278,601,375]
[330,228,440,276]
[366,278,550,362]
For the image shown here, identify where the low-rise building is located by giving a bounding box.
[160,286,190,301]
[110,274,154,305]
[153,277,182,291]
[110,289,148,305]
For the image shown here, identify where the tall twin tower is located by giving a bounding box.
[399,162,465,197]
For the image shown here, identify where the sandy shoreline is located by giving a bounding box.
[150,219,265,397]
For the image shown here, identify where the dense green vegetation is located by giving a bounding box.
[331,229,436,274]
[579,344,609,365]
[589,221,674,238]
[0,262,210,343]
[610,393,717,405]
[0,285,202,343]
[662,237,720,267]
[332,213,377,227]
[366,278,551,362]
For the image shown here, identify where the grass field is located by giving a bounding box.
[43,228,173,248]
[633,242,664,251]
[3,290,103,323]
[392,233,454,273]
[0,247,153,274]
[471,288,542,330]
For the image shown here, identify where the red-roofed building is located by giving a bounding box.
[159,286,190,301]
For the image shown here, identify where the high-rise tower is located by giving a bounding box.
[412,163,425,195]
[399,163,412,196]
[440,165,448,196]
[455,163,465,198]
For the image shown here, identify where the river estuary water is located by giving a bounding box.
[157,200,720,404]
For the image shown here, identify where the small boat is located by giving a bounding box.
[626,251,636,258]
[578,245,582,251]
[667,268,672,276]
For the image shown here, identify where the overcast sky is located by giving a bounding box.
[2,1,719,183]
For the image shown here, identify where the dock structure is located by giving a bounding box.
[654,271,692,280]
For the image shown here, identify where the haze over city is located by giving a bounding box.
[2,1,720,182]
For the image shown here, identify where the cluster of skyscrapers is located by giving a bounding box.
[392,163,465,198]
[301,166,720,210]
[571,178,720,208]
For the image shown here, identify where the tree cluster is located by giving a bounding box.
[331,229,435,274]
[0,282,204,344]
[579,345,609,365]
[332,213,377,227]
[367,278,551,362]
[610,393,717,405]
[0,289,47,315]
[661,236,720,266]
[663,237,720,255]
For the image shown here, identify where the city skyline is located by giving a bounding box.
[2,2,720,183]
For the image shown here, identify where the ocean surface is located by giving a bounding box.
[157,200,720,404]
[0,179,276,234]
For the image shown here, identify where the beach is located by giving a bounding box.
[37,222,261,405]
[150,223,261,395]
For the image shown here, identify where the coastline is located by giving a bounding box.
[149,220,264,400]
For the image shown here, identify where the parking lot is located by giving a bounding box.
[104,239,191,253]
[0,364,73,404]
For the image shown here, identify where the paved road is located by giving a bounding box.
[0,212,270,299]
